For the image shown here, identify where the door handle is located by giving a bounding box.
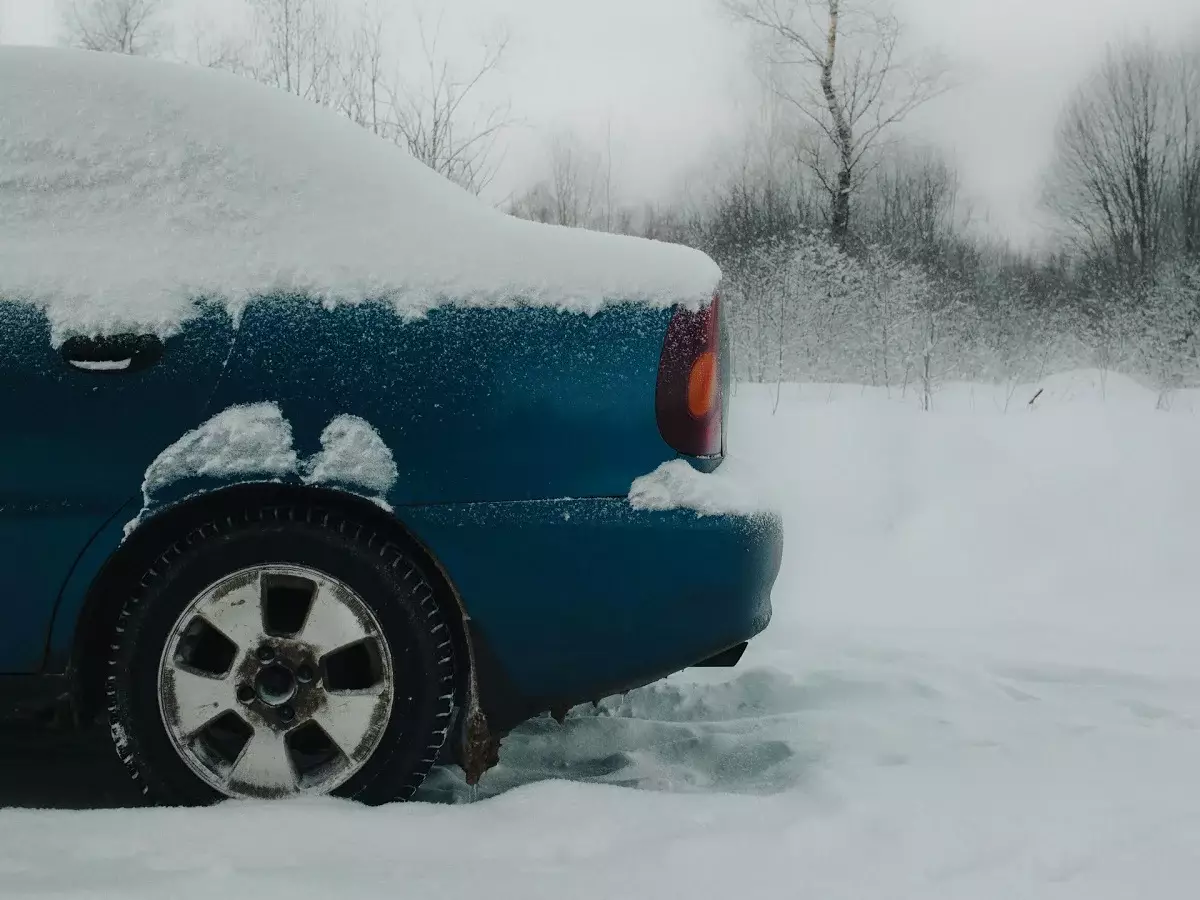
[61,334,164,373]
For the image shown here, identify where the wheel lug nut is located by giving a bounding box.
[296,665,314,683]
[280,705,295,722]
[237,685,255,704]
[256,645,275,663]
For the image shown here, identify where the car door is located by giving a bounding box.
[0,300,235,672]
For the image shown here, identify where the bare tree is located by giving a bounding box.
[60,0,169,55]
[1172,47,1200,260]
[188,31,246,72]
[860,145,961,259]
[187,6,253,73]
[506,181,557,224]
[727,0,949,241]
[189,2,513,194]
[338,1,389,136]
[507,131,603,227]
[548,132,601,227]
[245,0,341,105]
[387,12,512,195]
[1044,41,1176,285]
[601,116,616,232]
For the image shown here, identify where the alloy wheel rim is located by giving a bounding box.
[156,564,394,799]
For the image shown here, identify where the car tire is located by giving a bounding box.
[106,505,456,806]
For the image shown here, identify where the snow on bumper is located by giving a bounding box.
[628,457,778,518]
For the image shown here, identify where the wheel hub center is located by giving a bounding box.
[255,662,297,707]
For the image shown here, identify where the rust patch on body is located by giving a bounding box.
[460,703,501,786]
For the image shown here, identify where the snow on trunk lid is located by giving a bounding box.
[0,48,721,347]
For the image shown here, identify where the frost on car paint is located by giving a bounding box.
[628,458,775,517]
[302,415,399,498]
[0,47,721,348]
[140,403,299,504]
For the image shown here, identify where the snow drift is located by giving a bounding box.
[0,48,720,344]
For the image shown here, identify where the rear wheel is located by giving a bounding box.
[106,507,455,805]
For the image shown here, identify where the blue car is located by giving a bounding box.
[0,48,782,804]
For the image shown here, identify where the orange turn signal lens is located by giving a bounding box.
[687,350,717,419]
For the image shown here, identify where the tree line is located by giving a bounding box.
[54,0,1200,406]
[509,3,1200,407]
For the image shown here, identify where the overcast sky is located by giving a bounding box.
[3,0,1199,245]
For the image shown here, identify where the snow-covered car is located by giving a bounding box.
[0,48,783,804]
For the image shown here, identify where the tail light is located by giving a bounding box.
[656,294,723,457]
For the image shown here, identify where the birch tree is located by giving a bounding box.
[727,0,949,241]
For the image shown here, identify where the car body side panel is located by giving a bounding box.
[47,300,682,672]
[0,302,234,673]
[44,300,782,730]
[1,510,116,672]
[205,299,677,503]
[44,496,140,672]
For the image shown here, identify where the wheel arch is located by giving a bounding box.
[69,482,473,727]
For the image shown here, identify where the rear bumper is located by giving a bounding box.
[403,498,783,732]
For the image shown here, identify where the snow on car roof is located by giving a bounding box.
[0,47,720,344]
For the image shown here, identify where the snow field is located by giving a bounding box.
[3,370,1200,898]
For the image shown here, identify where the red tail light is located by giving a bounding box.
[656,294,722,457]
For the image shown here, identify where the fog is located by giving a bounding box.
[4,0,1198,241]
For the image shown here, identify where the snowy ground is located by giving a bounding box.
[4,369,1200,898]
